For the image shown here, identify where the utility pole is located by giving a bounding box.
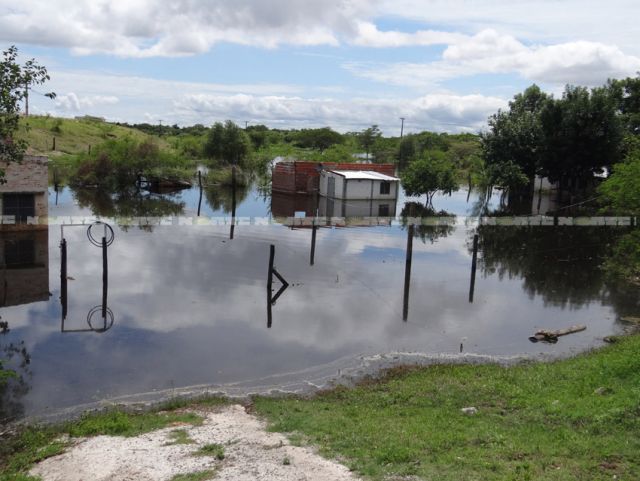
[25,82,29,117]
[400,117,405,138]
[245,121,248,129]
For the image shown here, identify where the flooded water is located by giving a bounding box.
[0,179,637,422]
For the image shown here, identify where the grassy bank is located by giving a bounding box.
[0,397,226,481]
[17,115,153,157]
[2,339,639,480]
[254,335,640,480]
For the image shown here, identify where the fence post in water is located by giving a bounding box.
[60,238,68,328]
[402,224,414,321]
[469,233,479,303]
[197,170,203,217]
[102,236,108,320]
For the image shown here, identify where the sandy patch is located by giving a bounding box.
[30,404,360,481]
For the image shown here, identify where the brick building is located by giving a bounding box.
[0,229,49,307]
[0,155,49,228]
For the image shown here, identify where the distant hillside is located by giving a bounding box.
[17,115,161,157]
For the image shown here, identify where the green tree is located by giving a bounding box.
[398,135,416,168]
[539,85,623,189]
[358,125,382,160]
[607,76,640,135]
[599,146,640,215]
[481,85,549,191]
[293,127,343,152]
[246,124,269,150]
[400,151,458,206]
[0,45,55,180]
[204,120,252,165]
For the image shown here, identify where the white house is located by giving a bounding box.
[319,170,399,200]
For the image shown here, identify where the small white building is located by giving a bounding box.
[319,170,399,200]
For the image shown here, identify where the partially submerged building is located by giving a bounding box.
[272,161,396,195]
[319,170,399,200]
[271,161,400,221]
[0,155,49,228]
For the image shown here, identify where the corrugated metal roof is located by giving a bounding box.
[329,170,399,181]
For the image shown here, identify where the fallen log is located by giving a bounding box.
[529,324,586,343]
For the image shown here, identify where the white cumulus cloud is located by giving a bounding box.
[175,92,507,133]
[346,29,640,88]
[55,92,119,111]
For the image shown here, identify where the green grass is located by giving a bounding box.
[0,408,204,480]
[193,443,225,460]
[65,410,203,438]
[166,429,196,445]
[254,334,640,481]
[0,427,67,481]
[169,470,217,481]
[17,115,152,157]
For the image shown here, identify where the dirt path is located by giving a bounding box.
[30,405,360,481]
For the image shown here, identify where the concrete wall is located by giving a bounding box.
[320,171,398,200]
[318,197,397,218]
[0,229,49,307]
[0,155,49,225]
[345,178,398,200]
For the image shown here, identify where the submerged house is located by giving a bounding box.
[271,161,400,220]
[318,170,400,218]
[319,170,399,200]
[0,155,48,228]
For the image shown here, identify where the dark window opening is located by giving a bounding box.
[4,239,36,267]
[3,194,35,223]
[379,181,391,195]
[378,204,390,217]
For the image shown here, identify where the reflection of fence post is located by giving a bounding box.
[61,238,68,327]
[267,244,275,328]
[197,170,203,217]
[310,224,317,266]
[230,166,237,240]
[402,224,414,321]
[469,233,479,303]
[102,237,108,319]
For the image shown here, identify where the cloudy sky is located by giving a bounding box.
[2,0,639,133]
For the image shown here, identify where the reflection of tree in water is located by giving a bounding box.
[74,188,185,231]
[400,202,456,244]
[474,225,635,311]
[468,186,538,217]
[0,321,31,422]
[204,184,249,214]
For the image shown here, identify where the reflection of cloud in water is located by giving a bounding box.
[2,221,628,417]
